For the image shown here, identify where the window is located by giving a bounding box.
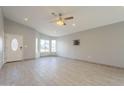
[11,38,18,51]
[40,39,56,56]
[40,40,45,52]
[40,40,50,53]
[51,40,56,52]
[45,40,50,52]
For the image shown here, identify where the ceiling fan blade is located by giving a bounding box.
[59,13,62,16]
[50,20,56,23]
[50,19,59,23]
[51,12,58,17]
[64,16,74,20]
[64,22,66,25]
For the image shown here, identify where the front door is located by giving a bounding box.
[5,34,23,62]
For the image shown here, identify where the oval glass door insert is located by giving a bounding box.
[11,38,18,51]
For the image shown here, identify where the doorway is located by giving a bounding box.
[5,34,23,62]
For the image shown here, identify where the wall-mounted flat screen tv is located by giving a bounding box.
[73,40,80,45]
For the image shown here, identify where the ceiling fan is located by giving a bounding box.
[51,12,74,26]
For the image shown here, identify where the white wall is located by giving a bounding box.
[4,18,56,60]
[4,18,37,60]
[57,21,124,68]
[0,8,4,68]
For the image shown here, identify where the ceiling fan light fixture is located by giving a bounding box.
[56,20,64,26]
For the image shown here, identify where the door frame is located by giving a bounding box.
[5,33,23,63]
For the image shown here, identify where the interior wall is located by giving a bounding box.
[0,8,4,68]
[57,21,124,68]
[4,18,57,60]
[4,18,37,60]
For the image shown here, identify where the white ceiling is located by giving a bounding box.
[1,6,124,37]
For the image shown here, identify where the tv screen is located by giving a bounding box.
[73,40,80,45]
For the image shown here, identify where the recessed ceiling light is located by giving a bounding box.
[24,18,28,21]
[72,23,76,26]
